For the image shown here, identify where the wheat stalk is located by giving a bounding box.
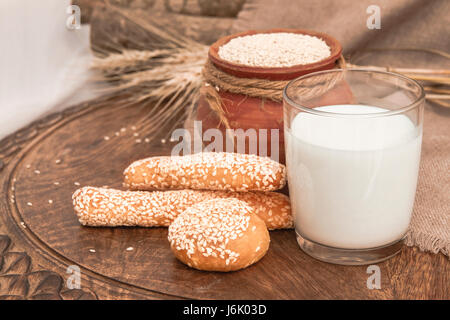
[90,2,209,140]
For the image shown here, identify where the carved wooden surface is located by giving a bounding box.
[0,97,448,300]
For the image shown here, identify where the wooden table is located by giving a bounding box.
[0,97,448,300]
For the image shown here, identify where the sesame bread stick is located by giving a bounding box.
[123,152,286,192]
[72,187,292,230]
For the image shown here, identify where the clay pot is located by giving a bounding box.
[196,29,343,163]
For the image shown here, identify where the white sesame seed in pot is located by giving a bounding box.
[218,33,331,68]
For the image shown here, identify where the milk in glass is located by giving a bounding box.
[286,105,422,249]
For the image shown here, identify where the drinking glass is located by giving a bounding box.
[283,69,425,265]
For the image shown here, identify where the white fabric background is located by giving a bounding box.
[0,0,97,139]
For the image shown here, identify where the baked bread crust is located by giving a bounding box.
[123,152,286,192]
[72,187,292,229]
[168,198,270,272]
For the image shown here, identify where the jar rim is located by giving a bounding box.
[208,28,343,81]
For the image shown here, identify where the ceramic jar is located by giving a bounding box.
[195,29,343,163]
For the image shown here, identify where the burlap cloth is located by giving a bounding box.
[231,0,450,257]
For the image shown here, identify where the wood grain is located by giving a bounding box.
[0,97,448,300]
[89,2,235,55]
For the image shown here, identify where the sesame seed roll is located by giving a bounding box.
[168,198,270,272]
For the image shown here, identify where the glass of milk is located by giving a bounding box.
[283,69,424,265]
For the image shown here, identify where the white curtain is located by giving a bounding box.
[0,0,95,139]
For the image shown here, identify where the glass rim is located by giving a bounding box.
[283,68,425,118]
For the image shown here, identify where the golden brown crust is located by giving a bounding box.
[168,199,270,272]
[123,152,286,192]
[72,187,206,227]
[72,187,292,229]
[234,191,292,230]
